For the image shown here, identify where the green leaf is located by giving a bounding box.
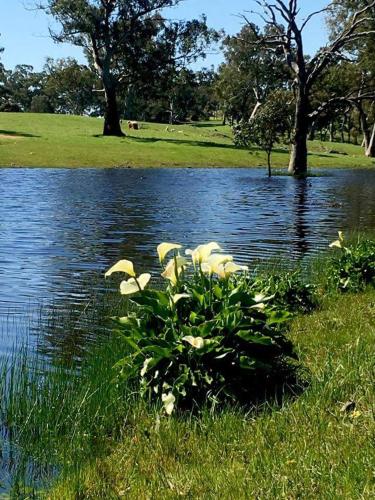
[213,284,223,299]
[239,356,256,370]
[236,330,274,346]
[267,310,292,325]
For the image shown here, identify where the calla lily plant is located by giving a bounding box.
[105,241,298,416]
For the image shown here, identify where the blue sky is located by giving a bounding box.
[1,0,329,71]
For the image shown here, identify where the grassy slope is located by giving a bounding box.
[50,290,375,499]
[1,112,375,168]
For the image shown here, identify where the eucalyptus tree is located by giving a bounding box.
[44,58,101,115]
[243,0,375,176]
[5,65,45,111]
[328,0,375,157]
[217,24,287,124]
[234,89,292,177]
[38,0,216,136]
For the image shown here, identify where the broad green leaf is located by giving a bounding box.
[236,330,274,346]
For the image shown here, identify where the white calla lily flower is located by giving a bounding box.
[161,256,188,285]
[120,273,151,295]
[140,357,152,377]
[182,336,205,349]
[217,261,248,279]
[200,262,213,275]
[172,293,191,304]
[162,392,176,415]
[251,302,266,311]
[157,242,182,263]
[202,254,233,276]
[329,231,345,249]
[186,242,221,264]
[254,293,266,303]
[329,240,342,249]
[105,259,136,278]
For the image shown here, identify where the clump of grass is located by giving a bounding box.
[0,330,133,496]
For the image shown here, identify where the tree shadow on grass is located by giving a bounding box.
[128,136,238,149]
[308,152,333,158]
[189,122,225,129]
[93,133,238,150]
[0,129,40,138]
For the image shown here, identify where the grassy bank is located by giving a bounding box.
[0,243,374,498]
[49,291,375,499]
[1,112,374,168]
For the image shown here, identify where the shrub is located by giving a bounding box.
[106,243,299,414]
[329,232,375,292]
[250,271,318,314]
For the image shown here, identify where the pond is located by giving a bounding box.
[1,167,375,358]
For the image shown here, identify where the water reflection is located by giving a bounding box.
[1,167,375,358]
[293,179,310,256]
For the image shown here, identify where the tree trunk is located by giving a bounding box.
[358,107,370,150]
[103,84,124,137]
[288,91,309,176]
[249,101,262,121]
[366,123,375,158]
[329,122,335,143]
[267,150,272,177]
[308,122,316,141]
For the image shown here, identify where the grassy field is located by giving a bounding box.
[47,290,375,499]
[1,112,374,168]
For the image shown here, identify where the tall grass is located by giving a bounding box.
[0,335,135,496]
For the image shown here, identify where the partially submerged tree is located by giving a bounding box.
[39,1,216,136]
[234,90,291,177]
[243,0,375,176]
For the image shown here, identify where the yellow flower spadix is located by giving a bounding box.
[120,273,151,295]
[105,259,136,278]
[157,243,182,263]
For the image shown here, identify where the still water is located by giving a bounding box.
[1,167,375,357]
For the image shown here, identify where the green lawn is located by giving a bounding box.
[49,290,375,499]
[0,112,374,168]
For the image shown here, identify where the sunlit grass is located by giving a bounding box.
[0,113,374,168]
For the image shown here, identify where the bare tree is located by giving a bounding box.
[243,0,375,176]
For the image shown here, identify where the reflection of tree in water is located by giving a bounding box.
[292,179,310,258]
